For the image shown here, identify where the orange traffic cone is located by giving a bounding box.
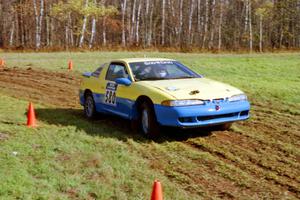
[0,58,5,67]
[68,60,73,70]
[27,102,37,127]
[150,180,163,200]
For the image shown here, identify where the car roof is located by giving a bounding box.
[111,58,176,63]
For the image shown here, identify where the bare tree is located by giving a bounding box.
[89,0,98,48]
[249,0,253,53]
[188,0,195,44]
[135,0,142,44]
[218,0,223,51]
[202,0,209,48]
[79,0,89,48]
[1,0,300,51]
[197,0,202,45]
[209,0,216,49]
[33,0,44,49]
[121,0,127,47]
[162,0,166,45]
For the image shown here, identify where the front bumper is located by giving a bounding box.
[154,100,250,127]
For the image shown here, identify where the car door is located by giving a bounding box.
[84,63,108,113]
[101,62,134,119]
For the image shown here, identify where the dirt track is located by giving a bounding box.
[0,67,299,199]
[0,67,81,107]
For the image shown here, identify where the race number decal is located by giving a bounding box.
[104,82,118,105]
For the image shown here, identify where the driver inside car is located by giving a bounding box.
[150,65,168,78]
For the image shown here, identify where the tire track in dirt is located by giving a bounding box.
[0,67,81,108]
[1,67,299,199]
[128,142,255,199]
[184,135,300,198]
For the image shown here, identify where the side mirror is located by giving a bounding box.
[115,78,132,86]
[82,72,92,78]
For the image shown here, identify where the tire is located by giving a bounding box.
[84,93,96,119]
[139,102,160,138]
[217,123,232,131]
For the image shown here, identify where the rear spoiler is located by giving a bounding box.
[82,72,92,77]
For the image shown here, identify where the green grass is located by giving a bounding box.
[0,52,299,199]
[0,95,194,199]
[2,52,300,107]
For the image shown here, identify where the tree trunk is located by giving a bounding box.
[145,0,150,46]
[202,0,209,48]
[197,0,202,46]
[218,0,223,52]
[33,0,44,49]
[249,0,253,53]
[179,0,183,44]
[9,19,15,46]
[136,0,142,44]
[46,15,50,46]
[102,17,107,46]
[65,21,69,49]
[147,1,154,47]
[259,15,263,52]
[79,0,89,48]
[89,17,96,48]
[130,0,137,44]
[121,0,127,47]
[69,13,74,47]
[188,0,195,44]
[244,0,249,32]
[209,0,216,49]
[161,0,166,45]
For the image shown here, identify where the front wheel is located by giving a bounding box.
[216,123,232,131]
[139,102,160,138]
[84,94,96,119]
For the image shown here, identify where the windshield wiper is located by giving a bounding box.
[137,76,195,81]
[138,77,166,81]
[169,76,195,79]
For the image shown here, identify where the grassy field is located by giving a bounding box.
[0,52,299,199]
[2,52,300,107]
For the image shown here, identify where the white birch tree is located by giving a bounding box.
[202,0,209,48]
[218,0,223,51]
[249,0,253,53]
[79,0,89,48]
[161,0,166,45]
[121,0,127,47]
[188,0,195,44]
[33,0,44,49]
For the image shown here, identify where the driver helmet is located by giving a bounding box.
[153,65,168,78]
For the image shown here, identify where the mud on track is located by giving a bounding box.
[0,67,81,108]
[1,67,300,199]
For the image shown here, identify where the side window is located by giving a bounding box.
[91,63,106,78]
[106,63,128,81]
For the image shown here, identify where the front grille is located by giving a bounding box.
[204,98,226,104]
[197,112,239,121]
[240,110,249,116]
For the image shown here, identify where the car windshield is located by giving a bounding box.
[129,61,201,81]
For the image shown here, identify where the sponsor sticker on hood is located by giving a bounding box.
[166,86,179,91]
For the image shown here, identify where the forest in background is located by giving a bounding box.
[0,0,300,52]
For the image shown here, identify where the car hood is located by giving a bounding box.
[141,78,243,100]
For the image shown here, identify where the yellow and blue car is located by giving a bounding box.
[79,58,250,137]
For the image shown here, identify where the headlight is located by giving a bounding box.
[228,94,247,102]
[161,99,205,106]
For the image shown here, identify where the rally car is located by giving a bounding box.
[79,58,250,137]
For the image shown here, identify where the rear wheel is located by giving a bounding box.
[84,93,96,119]
[139,102,160,138]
